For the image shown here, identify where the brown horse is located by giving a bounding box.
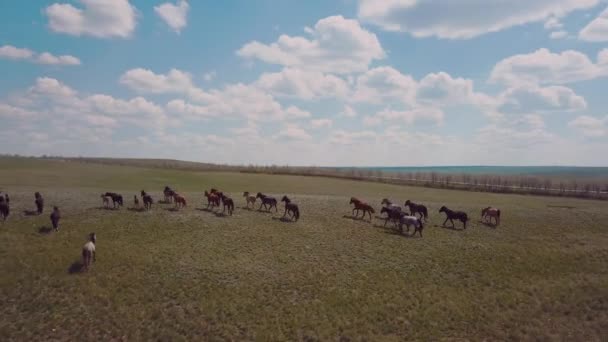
[349,197,375,221]
[35,192,44,214]
[481,207,501,226]
[243,192,256,208]
[219,193,234,215]
[404,200,428,221]
[439,206,468,229]
[204,190,220,209]
[141,191,153,210]
[281,196,300,221]
[50,206,61,232]
[173,193,187,209]
[163,186,175,203]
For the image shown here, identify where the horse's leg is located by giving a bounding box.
[442,217,448,227]
[450,218,455,228]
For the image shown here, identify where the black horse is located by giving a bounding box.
[439,206,468,229]
[380,206,403,227]
[404,200,428,221]
[35,192,44,214]
[141,191,153,210]
[0,195,9,221]
[256,192,278,212]
[104,192,123,208]
[281,196,300,221]
[218,192,234,216]
[50,206,61,231]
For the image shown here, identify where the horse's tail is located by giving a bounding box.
[423,207,428,219]
[294,206,300,221]
[497,209,501,224]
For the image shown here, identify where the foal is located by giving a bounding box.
[281,196,300,221]
[481,207,501,226]
[82,233,96,271]
[35,192,44,214]
[439,206,469,229]
[133,195,140,208]
[243,192,256,208]
[50,206,61,232]
[404,200,428,221]
[256,192,278,212]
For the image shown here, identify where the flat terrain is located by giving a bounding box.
[1,159,607,341]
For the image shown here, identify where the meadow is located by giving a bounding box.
[0,158,607,341]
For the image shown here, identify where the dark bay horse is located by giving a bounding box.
[404,200,428,221]
[219,192,234,215]
[482,207,501,226]
[105,192,123,208]
[439,206,469,229]
[256,192,278,212]
[50,206,61,232]
[281,196,300,221]
[380,206,403,227]
[35,192,44,214]
[349,197,375,221]
[141,191,153,210]
[0,196,9,221]
[163,186,176,203]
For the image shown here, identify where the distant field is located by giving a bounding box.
[1,159,607,340]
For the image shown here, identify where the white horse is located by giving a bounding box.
[82,233,96,271]
[398,215,424,237]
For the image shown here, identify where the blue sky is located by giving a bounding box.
[1,0,608,166]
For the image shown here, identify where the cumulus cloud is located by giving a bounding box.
[329,129,376,145]
[358,0,598,39]
[579,7,608,42]
[237,15,385,74]
[256,68,350,100]
[490,48,608,85]
[154,0,189,33]
[498,84,587,113]
[352,66,417,104]
[363,107,444,126]
[275,124,312,140]
[568,115,608,137]
[0,45,80,66]
[549,31,568,39]
[120,68,197,94]
[339,105,358,118]
[46,0,137,38]
[311,118,333,128]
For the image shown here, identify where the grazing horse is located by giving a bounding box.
[380,206,403,227]
[163,186,176,203]
[243,192,256,208]
[142,193,154,210]
[133,195,140,208]
[82,233,96,272]
[104,192,123,209]
[219,193,234,215]
[349,197,375,221]
[281,196,300,221]
[481,207,501,226]
[404,200,428,221]
[439,206,469,229]
[256,192,278,212]
[173,193,187,209]
[35,192,44,214]
[101,194,111,208]
[398,215,424,237]
[0,196,9,221]
[50,206,61,232]
[204,190,220,209]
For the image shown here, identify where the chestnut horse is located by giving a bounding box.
[281,196,300,221]
[243,192,256,208]
[349,197,375,221]
[404,200,428,221]
[204,190,220,209]
[481,207,501,226]
[173,193,187,209]
[256,192,278,212]
[439,206,469,229]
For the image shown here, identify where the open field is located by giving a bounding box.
[1,159,607,340]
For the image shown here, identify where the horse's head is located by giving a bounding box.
[89,232,96,244]
[281,195,290,203]
[243,192,249,197]
[439,206,447,213]
[256,192,264,199]
[35,192,40,198]
[405,200,411,206]
[481,207,489,217]
[53,206,59,212]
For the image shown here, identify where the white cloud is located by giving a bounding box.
[358,0,598,39]
[275,124,312,140]
[352,66,417,104]
[0,45,33,59]
[120,68,198,94]
[237,15,385,74]
[329,129,376,145]
[490,48,608,85]
[498,84,587,113]
[311,118,333,128]
[203,71,216,82]
[154,0,189,33]
[339,105,357,118]
[544,17,563,30]
[568,115,608,137]
[256,68,350,100]
[46,0,137,38]
[579,7,608,42]
[0,45,80,66]
[416,72,490,106]
[363,107,444,126]
[550,31,568,39]
[0,104,38,118]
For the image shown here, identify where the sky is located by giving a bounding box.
[1,0,608,167]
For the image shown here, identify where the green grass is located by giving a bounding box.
[1,159,607,340]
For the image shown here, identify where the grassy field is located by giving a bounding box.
[0,158,607,341]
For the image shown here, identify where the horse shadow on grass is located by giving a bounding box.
[38,226,53,234]
[381,228,420,239]
[437,224,465,231]
[68,261,84,274]
[196,207,215,213]
[342,215,372,223]
[127,207,145,212]
[23,210,39,216]
[164,207,180,212]
[479,221,498,229]
[158,200,172,205]
[93,206,118,211]
[272,216,296,223]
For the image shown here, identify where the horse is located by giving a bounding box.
[481,207,501,226]
[82,233,96,271]
[380,206,403,227]
[256,192,278,212]
[50,206,61,232]
[398,215,424,237]
[243,192,256,208]
[404,200,428,221]
[142,193,154,210]
[163,186,176,203]
[104,192,123,209]
[133,195,140,208]
[204,190,220,209]
[0,196,9,221]
[219,193,234,215]
[281,196,300,221]
[439,206,469,229]
[381,198,401,213]
[101,194,111,208]
[173,193,187,209]
[35,192,44,214]
[349,197,375,221]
